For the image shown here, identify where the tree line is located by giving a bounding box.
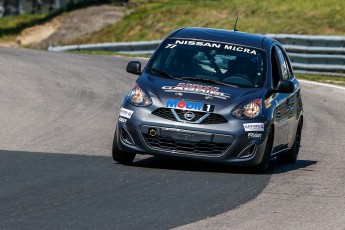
[1,0,65,16]
[0,0,126,16]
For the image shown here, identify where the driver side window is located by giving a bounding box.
[271,47,281,88]
[275,46,292,80]
[271,45,293,88]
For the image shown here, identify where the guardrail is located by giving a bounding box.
[267,34,345,76]
[48,40,161,54]
[48,34,345,77]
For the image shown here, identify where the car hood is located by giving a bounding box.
[137,74,265,111]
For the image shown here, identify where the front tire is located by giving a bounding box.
[277,120,302,164]
[254,128,274,173]
[112,128,136,165]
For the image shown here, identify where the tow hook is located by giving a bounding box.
[148,128,156,137]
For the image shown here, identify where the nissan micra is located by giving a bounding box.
[113,27,303,172]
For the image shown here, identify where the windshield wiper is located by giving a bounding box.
[178,77,237,88]
[148,68,175,79]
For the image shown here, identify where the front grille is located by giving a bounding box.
[143,134,230,155]
[152,108,175,121]
[152,108,227,124]
[202,114,228,124]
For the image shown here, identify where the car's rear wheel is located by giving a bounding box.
[112,128,136,165]
[277,120,302,164]
[254,128,273,173]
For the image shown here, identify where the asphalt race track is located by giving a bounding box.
[1,47,345,230]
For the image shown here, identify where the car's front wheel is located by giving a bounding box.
[253,128,273,173]
[277,120,303,164]
[112,128,136,165]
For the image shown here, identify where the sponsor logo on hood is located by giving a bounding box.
[162,83,231,100]
[166,99,215,112]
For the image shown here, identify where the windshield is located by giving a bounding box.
[147,39,266,88]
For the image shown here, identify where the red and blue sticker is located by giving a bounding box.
[166,99,214,112]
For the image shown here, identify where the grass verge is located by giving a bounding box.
[296,74,345,87]
[74,0,345,44]
[0,14,47,37]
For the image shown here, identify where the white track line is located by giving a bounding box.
[299,79,345,90]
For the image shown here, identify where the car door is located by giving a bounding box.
[270,45,294,152]
[275,45,301,146]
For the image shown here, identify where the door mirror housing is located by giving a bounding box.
[276,80,294,93]
[126,61,141,75]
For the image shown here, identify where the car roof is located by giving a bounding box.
[170,27,272,50]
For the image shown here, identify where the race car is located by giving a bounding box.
[112,27,303,172]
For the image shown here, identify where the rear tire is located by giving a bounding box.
[277,120,302,164]
[112,128,136,165]
[254,128,273,173]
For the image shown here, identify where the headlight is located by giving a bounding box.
[231,99,262,119]
[127,84,152,106]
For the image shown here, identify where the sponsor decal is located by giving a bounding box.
[224,45,257,55]
[120,108,134,119]
[165,44,177,49]
[166,99,215,112]
[278,99,286,105]
[243,123,264,132]
[175,40,221,48]
[248,133,262,139]
[264,96,274,109]
[170,40,258,55]
[162,83,231,100]
[118,117,127,124]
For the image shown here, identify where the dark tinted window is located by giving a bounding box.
[271,47,280,88]
[275,46,292,80]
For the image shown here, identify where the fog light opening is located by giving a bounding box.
[121,127,135,145]
[237,144,257,159]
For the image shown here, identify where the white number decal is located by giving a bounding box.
[165,44,177,49]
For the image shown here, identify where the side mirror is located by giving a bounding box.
[126,61,141,75]
[276,80,294,93]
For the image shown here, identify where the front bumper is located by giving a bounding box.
[116,103,270,166]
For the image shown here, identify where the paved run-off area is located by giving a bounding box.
[1,47,345,229]
[176,81,345,229]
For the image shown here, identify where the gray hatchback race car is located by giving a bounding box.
[113,27,303,172]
